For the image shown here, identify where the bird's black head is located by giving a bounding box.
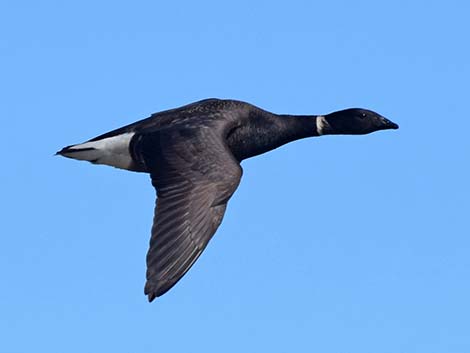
[320,108,399,135]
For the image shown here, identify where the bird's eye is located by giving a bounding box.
[360,113,367,119]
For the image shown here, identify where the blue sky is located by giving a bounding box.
[1,1,469,352]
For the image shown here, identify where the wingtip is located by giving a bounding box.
[144,282,160,302]
[145,280,174,302]
[147,293,157,302]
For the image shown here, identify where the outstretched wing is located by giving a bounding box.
[139,125,242,301]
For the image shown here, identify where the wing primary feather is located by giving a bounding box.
[142,124,243,300]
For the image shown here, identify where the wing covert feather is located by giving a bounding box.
[140,125,242,301]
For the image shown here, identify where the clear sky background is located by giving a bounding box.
[1,1,469,352]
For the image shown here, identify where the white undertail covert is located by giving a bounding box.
[62,132,136,170]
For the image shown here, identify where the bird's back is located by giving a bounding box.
[88,98,252,142]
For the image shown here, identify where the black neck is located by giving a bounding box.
[227,109,319,161]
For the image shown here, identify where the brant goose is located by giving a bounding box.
[57,98,399,301]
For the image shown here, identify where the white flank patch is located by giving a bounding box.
[316,115,328,136]
[65,132,136,170]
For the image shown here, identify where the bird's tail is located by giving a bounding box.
[56,132,136,171]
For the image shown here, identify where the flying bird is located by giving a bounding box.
[57,98,399,301]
